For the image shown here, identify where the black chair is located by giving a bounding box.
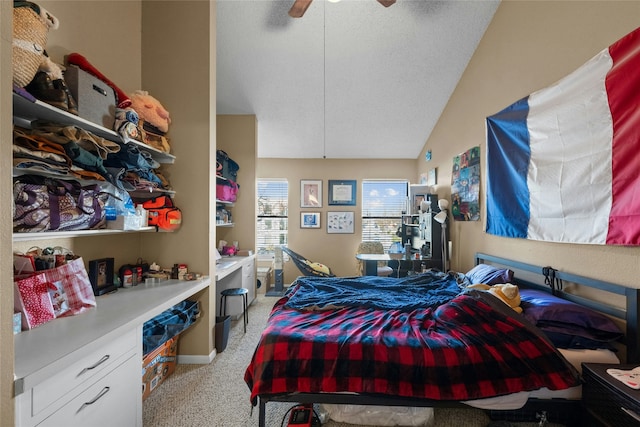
[280,247,335,278]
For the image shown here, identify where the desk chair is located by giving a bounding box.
[356,241,393,277]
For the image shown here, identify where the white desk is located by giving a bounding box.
[14,277,211,427]
[356,253,391,276]
[215,255,256,318]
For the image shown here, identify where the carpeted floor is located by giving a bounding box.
[142,293,561,427]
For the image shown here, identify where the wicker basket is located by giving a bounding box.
[12,4,58,88]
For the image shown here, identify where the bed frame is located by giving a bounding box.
[255,252,640,427]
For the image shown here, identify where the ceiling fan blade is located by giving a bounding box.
[377,0,396,7]
[289,0,313,18]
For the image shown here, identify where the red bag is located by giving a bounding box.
[143,196,182,231]
[14,273,56,330]
[216,179,238,202]
[40,257,97,317]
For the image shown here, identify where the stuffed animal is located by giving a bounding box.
[468,283,523,313]
[129,90,171,134]
[12,1,59,88]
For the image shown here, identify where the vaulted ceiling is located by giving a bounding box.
[216,0,500,159]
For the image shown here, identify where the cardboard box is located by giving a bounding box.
[142,336,178,401]
[64,64,117,129]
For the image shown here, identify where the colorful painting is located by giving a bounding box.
[451,146,480,221]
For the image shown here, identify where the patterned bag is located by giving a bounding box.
[40,257,96,316]
[14,272,56,330]
[13,175,108,232]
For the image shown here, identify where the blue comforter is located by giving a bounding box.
[284,271,463,312]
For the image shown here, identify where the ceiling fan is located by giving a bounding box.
[289,0,396,18]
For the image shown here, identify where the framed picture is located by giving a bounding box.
[88,258,116,296]
[301,179,322,208]
[327,211,355,234]
[328,180,357,206]
[413,194,427,213]
[300,212,320,229]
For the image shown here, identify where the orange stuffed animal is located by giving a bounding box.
[129,90,171,134]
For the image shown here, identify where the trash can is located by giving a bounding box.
[215,315,230,352]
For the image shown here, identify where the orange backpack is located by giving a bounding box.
[142,196,182,231]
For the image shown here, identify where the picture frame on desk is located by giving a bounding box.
[88,258,117,296]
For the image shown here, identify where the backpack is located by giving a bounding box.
[142,196,182,231]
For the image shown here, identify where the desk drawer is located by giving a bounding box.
[32,328,137,417]
[37,354,139,427]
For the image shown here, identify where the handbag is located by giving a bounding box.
[216,179,239,202]
[14,272,56,330]
[216,150,239,181]
[40,257,96,316]
[13,175,109,232]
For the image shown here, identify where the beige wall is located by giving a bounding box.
[1,0,14,422]
[258,158,416,282]
[217,115,257,255]
[417,0,640,287]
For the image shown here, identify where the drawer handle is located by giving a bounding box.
[622,407,640,422]
[77,387,110,413]
[79,355,110,376]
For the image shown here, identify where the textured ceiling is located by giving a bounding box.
[216,0,499,159]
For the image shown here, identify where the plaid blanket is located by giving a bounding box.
[244,278,581,405]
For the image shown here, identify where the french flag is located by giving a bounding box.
[486,26,640,245]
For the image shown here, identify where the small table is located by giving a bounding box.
[356,253,390,276]
[582,362,640,426]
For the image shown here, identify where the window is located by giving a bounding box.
[257,179,288,256]
[361,180,408,251]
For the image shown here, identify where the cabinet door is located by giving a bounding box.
[243,258,256,305]
[38,355,140,427]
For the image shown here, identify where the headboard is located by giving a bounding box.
[475,252,640,364]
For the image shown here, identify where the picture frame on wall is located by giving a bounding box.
[88,258,116,296]
[327,211,355,234]
[300,212,321,229]
[328,180,357,206]
[301,179,322,208]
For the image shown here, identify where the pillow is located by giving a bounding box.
[520,289,623,349]
[465,264,514,285]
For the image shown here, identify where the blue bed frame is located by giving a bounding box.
[255,252,640,426]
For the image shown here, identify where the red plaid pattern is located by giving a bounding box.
[245,286,581,405]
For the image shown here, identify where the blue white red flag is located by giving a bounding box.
[486,27,640,245]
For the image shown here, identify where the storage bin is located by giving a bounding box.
[142,335,178,400]
[142,300,199,355]
[64,64,117,129]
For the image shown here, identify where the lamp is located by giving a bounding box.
[433,198,449,272]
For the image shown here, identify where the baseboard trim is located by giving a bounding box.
[177,349,216,365]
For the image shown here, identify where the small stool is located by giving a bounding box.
[219,288,248,333]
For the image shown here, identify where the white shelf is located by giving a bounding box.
[216,222,234,228]
[13,227,157,242]
[13,92,175,164]
[216,199,234,206]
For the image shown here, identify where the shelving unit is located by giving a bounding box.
[13,93,175,164]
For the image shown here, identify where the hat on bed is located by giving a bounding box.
[468,283,523,313]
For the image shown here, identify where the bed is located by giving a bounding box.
[244,253,640,426]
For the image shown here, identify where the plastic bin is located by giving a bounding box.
[215,315,230,352]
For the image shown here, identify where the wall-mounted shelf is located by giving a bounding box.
[13,92,175,164]
[13,227,157,242]
[216,222,234,228]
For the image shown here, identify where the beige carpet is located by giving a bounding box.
[142,293,560,427]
